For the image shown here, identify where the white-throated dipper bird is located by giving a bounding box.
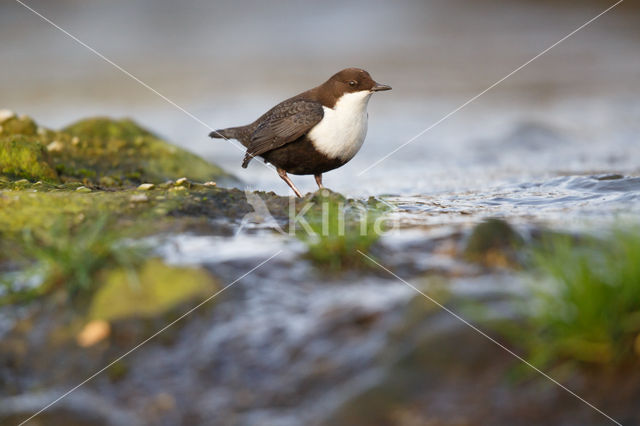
[209,68,391,197]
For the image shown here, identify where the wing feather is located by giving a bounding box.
[245,100,324,164]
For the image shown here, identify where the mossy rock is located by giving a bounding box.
[0,114,38,137]
[56,117,231,184]
[464,218,524,267]
[0,113,233,186]
[0,135,58,181]
[89,258,218,321]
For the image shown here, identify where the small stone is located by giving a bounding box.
[204,181,217,187]
[99,176,117,187]
[0,109,15,123]
[169,186,187,192]
[63,182,84,188]
[71,136,80,146]
[46,140,65,152]
[137,183,155,191]
[129,193,149,203]
[464,218,523,267]
[14,179,29,185]
[150,392,176,413]
[175,177,188,186]
[77,320,111,347]
[76,186,91,193]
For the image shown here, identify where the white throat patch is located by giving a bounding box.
[307,90,372,161]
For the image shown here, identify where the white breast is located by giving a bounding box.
[307,90,372,161]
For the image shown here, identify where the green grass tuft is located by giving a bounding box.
[1,214,147,303]
[294,191,391,272]
[523,228,640,368]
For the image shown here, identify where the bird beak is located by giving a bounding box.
[371,83,392,92]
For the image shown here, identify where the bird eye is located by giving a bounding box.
[349,80,357,87]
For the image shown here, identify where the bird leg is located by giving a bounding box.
[277,167,303,198]
[314,174,323,189]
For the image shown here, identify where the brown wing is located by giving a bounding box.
[242,100,324,167]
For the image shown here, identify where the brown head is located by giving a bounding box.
[314,67,391,106]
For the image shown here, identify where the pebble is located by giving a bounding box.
[137,183,155,191]
[76,186,91,193]
[46,140,65,152]
[77,320,111,347]
[175,177,188,186]
[100,177,117,187]
[130,193,149,203]
[204,181,217,187]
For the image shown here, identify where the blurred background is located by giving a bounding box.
[2,0,639,196]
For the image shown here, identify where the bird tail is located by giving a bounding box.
[209,126,254,168]
[208,127,241,140]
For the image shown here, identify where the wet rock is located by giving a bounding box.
[595,174,624,181]
[463,218,523,267]
[75,186,92,193]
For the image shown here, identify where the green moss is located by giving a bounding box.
[89,258,217,321]
[57,117,231,185]
[0,113,232,187]
[0,115,38,137]
[0,191,146,236]
[0,135,58,181]
[63,117,155,141]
